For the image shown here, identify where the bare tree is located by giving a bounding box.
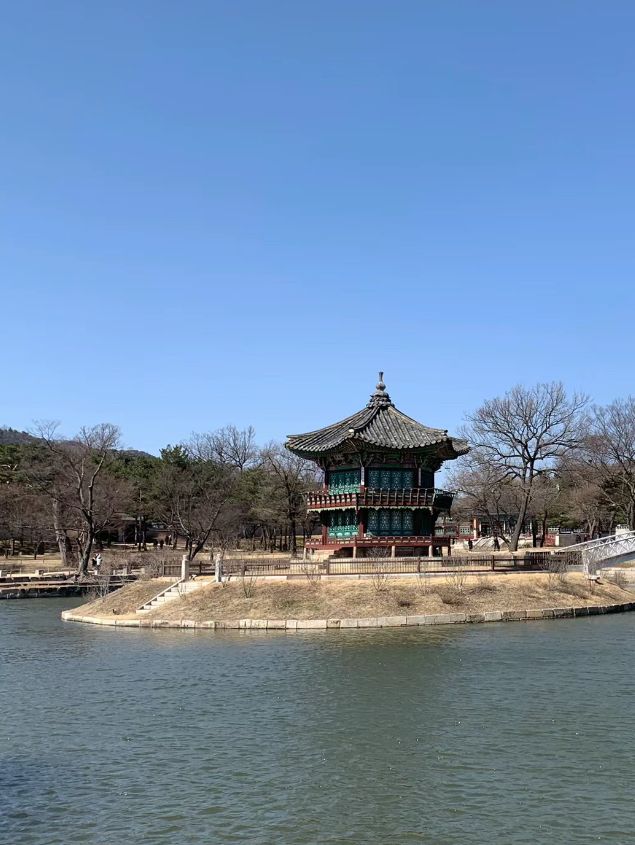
[557,455,615,537]
[0,483,53,557]
[448,456,515,545]
[33,422,122,575]
[585,398,635,529]
[525,473,562,547]
[263,443,319,557]
[189,426,258,472]
[461,383,588,551]
[154,437,239,561]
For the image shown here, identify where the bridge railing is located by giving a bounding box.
[555,530,635,573]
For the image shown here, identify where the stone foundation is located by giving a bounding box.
[61,601,635,631]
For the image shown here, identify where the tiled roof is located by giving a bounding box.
[286,375,469,458]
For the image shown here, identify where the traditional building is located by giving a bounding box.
[286,374,469,558]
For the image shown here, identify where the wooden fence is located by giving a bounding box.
[151,551,563,579]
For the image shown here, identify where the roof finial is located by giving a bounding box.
[368,371,392,407]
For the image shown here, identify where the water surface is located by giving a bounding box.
[1,599,634,844]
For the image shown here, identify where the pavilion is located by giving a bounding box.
[286,374,469,558]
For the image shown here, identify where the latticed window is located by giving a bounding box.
[367,509,379,534]
[390,509,402,534]
[327,509,358,538]
[328,469,361,494]
[367,468,414,490]
[366,508,416,536]
[379,509,391,533]
[402,509,414,534]
[368,469,381,488]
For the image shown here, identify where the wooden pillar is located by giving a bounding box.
[391,544,396,558]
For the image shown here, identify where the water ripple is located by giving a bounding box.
[1,600,635,843]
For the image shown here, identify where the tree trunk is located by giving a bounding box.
[52,497,69,568]
[290,516,298,556]
[77,533,93,577]
[509,489,531,552]
[541,513,548,547]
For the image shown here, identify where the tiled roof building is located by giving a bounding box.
[287,374,469,558]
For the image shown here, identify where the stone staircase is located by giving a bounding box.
[136,578,206,614]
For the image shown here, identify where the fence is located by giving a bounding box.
[324,553,556,576]
[156,558,293,578]
[154,552,560,579]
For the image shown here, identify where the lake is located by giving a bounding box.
[1,598,634,844]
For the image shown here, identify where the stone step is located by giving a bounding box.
[136,578,207,613]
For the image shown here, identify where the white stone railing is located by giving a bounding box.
[559,530,635,574]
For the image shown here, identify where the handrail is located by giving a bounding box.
[306,487,455,509]
[555,530,635,575]
[557,530,635,553]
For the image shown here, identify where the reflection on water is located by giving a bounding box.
[2,599,635,844]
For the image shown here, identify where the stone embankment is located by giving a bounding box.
[62,600,635,631]
[2,583,87,600]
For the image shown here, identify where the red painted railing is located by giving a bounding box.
[306,488,455,510]
[304,535,452,548]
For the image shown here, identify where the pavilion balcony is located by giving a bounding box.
[304,535,453,550]
[306,488,455,511]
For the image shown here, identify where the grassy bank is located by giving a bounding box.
[76,572,633,623]
[82,579,173,614]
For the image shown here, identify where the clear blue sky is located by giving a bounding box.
[2,1,634,453]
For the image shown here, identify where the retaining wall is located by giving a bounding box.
[61,601,635,631]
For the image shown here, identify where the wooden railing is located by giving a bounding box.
[306,488,455,510]
[304,535,451,549]
[200,553,562,577]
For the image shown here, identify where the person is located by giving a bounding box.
[95,553,103,572]
[467,538,473,551]
[493,536,500,552]
[159,539,164,550]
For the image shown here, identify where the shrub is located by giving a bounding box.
[416,573,432,595]
[607,570,628,590]
[241,571,257,598]
[437,587,465,606]
[545,557,568,591]
[472,574,497,594]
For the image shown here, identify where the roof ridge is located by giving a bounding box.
[286,405,376,441]
[386,403,448,434]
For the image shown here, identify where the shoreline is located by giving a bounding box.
[61,600,635,631]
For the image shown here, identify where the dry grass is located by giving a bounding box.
[74,572,635,622]
[79,579,172,615]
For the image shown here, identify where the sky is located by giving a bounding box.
[2,1,634,454]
